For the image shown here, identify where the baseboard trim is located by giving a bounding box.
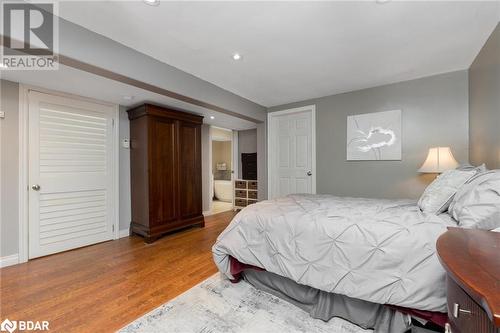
[0,254,19,268]
[203,210,213,217]
[119,229,130,238]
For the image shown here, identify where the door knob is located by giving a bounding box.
[32,184,41,191]
[307,171,312,176]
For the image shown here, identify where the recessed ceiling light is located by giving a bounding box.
[122,95,135,101]
[232,53,242,61]
[143,0,160,6]
[210,116,215,120]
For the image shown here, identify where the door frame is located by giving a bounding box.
[231,130,238,210]
[18,84,120,263]
[267,105,316,199]
[232,130,239,180]
[209,126,234,213]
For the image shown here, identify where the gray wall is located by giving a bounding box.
[268,70,470,200]
[0,80,20,258]
[237,129,258,178]
[469,23,500,169]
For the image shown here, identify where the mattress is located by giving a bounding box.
[213,194,457,312]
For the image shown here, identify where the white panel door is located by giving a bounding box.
[28,91,117,259]
[269,106,315,199]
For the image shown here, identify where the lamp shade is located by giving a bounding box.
[418,147,459,173]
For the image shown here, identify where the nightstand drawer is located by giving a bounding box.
[247,190,257,199]
[447,276,497,333]
[248,181,258,190]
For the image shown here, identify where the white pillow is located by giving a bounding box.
[449,170,500,230]
[418,169,476,214]
[456,163,487,173]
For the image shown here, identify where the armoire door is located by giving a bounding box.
[149,117,177,225]
[178,121,202,219]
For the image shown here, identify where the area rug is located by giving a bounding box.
[119,273,370,333]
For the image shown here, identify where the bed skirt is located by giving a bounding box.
[229,256,446,333]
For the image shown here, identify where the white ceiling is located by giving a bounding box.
[1,64,257,130]
[58,1,499,107]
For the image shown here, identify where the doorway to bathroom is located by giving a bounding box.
[211,127,234,214]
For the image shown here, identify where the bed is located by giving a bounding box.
[212,194,456,332]
[212,169,499,332]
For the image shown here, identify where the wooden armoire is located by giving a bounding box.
[128,104,204,243]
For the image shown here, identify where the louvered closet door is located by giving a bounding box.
[28,91,116,259]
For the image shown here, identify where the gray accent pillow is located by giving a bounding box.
[418,169,477,214]
[449,170,500,230]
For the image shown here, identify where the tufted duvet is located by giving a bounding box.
[213,194,457,312]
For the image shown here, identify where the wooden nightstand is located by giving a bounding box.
[436,228,500,333]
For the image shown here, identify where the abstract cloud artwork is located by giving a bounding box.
[347,110,402,160]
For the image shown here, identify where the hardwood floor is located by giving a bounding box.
[0,211,236,333]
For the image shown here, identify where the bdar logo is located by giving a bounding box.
[0,319,17,333]
[0,319,49,332]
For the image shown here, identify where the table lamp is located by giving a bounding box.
[418,147,459,173]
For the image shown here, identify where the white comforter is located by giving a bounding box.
[213,194,457,312]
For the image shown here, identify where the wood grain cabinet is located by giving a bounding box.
[437,228,500,333]
[128,104,204,243]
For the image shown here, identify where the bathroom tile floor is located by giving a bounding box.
[212,200,233,214]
